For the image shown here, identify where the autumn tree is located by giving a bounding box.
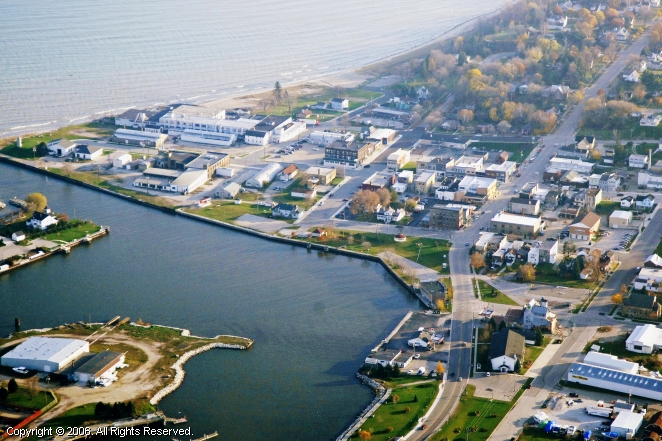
[391,394,400,404]
[457,109,474,124]
[470,252,486,270]
[375,188,392,207]
[518,263,536,282]
[358,430,372,440]
[436,298,446,312]
[350,190,380,215]
[25,193,47,212]
[436,361,445,374]
[611,293,623,304]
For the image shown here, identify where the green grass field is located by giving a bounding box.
[359,382,438,441]
[475,280,518,305]
[467,141,536,162]
[43,221,100,242]
[429,384,529,441]
[595,201,620,215]
[4,387,55,409]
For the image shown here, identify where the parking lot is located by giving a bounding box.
[596,228,637,252]
[471,373,529,402]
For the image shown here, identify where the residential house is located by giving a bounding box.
[297,109,313,119]
[624,70,641,82]
[26,207,58,230]
[622,293,661,319]
[634,268,662,291]
[508,198,541,216]
[638,172,662,189]
[386,149,410,171]
[376,207,405,223]
[272,203,300,219]
[640,115,662,127]
[169,169,208,194]
[490,212,543,237]
[636,194,656,210]
[597,172,620,193]
[629,154,649,168]
[330,98,349,110]
[441,120,459,131]
[545,189,560,208]
[397,170,414,184]
[609,210,633,228]
[557,144,589,160]
[74,145,103,161]
[522,298,557,333]
[569,212,601,240]
[546,15,568,29]
[585,188,603,211]
[416,86,430,100]
[278,165,299,182]
[541,85,571,100]
[489,330,525,372]
[47,139,78,157]
[575,136,596,152]
[539,239,560,264]
[621,196,634,209]
[615,27,630,41]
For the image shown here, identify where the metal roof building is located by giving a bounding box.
[74,350,125,383]
[567,362,662,401]
[583,351,639,374]
[1,337,89,373]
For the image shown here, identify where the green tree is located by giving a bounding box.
[25,192,48,212]
[35,142,48,156]
[535,329,544,346]
[7,379,17,394]
[273,82,282,105]
[457,51,468,66]
[514,359,521,373]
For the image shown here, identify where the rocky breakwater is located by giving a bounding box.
[150,340,252,405]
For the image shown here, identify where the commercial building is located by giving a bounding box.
[278,165,299,182]
[47,139,78,157]
[303,166,337,186]
[244,130,269,146]
[362,172,395,191]
[449,155,485,177]
[74,350,125,384]
[114,108,158,128]
[245,163,283,188]
[427,204,471,230]
[638,172,662,190]
[414,172,436,195]
[271,120,306,143]
[324,141,378,168]
[585,188,603,211]
[629,154,649,168]
[169,169,208,194]
[158,105,225,134]
[584,352,639,374]
[367,128,398,145]
[185,152,230,180]
[458,176,498,200]
[490,212,543,237]
[419,133,472,149]
[180,130,236,146]
[386,149,410,171]
[1,337,89,373]
[622,293,661,319]
[569,212,601,240]
[485,161,517,181]
[547,157,594,174]
[609,210,633,228]
[625,324,662,354]
[568,359,662,401]
[489,329,525,372]
[110,151,132,169]
[610,411,643,438]
[74,145,103,161]
[508,198,541,216]
[111,129,167,149]
[310,131,354,146]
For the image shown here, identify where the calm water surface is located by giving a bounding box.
[0,0,506,136]
[0,163,420,440]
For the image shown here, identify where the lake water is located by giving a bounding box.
[0,162,420,440]
[0,0,505,137]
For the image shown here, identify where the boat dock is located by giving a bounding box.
[165,416,188,424]
[8,197,28,210]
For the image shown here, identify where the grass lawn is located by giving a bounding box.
[303,231,451,274]
[4,387,55,409]
[184,200,274,224]
[0,122,115,160]
[595,201,620,215]
[429,383,531,441]
[401,161,417,172]
[467,141,536,162]
[359,382,438,441]
[42,221,100,242]
[476,280,518,306]
[527,263,598,290]
[273,192,319,211]
[330,176,344,186]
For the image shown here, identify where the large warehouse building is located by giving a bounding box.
[1,337,89,373]
[74,350,125,383]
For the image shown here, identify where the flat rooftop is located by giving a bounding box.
[1,337,88,364]
[491,212,541,226]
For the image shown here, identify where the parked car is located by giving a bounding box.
[567,426,576,436]
[569,392,579,397]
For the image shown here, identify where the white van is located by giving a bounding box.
[417,367,426,375]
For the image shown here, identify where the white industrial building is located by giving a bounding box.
[309,131,354,146]
[111,129,167,149]
[245,163,283,188]
[610,411,643,438]
[110,151,132,168]
[1,337,89,373]
[625,324,662,354]
[169,169,208,194]
[547,157,594,174]
[74,350,125,384]
[180,130,236,146]
[567,352,662,401]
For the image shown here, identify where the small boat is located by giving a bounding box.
[12,367,29,374]
[0,202,6,210]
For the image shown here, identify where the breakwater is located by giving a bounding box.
[150,341,252,405]
[335,374,391,441]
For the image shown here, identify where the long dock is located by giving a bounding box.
[52,412,165,441]
[165,416,188,424]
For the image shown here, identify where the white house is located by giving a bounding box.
[278,164,299,182]
[376,207,405,223]
[330,98,349,110]
[623,70,640,82]
[620,196,634,209]
[635,194,655,209]
[638,172,662,189]
[110,151,132,168]
[489,330,525,372]
[625,324,662,354]
[11,231,25,242]
[47,139,77,157]
[245,163,283,188]
[244,130,269,146]
[26,207,58,230]
[634,267,662,290]
[640,115,662,127]
[272,203,300,219]
[615,28,630,41]
[629,154,649,168]
[74,145,103,161]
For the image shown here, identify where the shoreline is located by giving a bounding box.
[2,1,516,140]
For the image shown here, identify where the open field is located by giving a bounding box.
[3,387,55,409]
[476,280,518,306]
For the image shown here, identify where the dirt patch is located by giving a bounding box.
[68,130,104,138]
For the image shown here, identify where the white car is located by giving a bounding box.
[12,367,28,375]
[486,372,490,377]
[567,426,576,436]
[414,354,421,359]
[407,370,414,375]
